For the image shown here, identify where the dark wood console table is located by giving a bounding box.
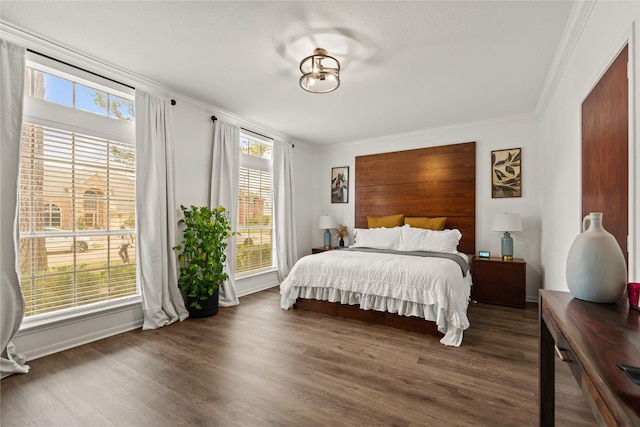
[539,290,640,426]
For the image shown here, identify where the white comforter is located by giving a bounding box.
[280,249,472,346]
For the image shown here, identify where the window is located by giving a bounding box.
[24,66,135,121]
[82,189,104,229]
[236,132,274,275]
[19,54,137,318]
[43,204,61,227]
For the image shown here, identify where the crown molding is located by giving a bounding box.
[0,21,164,96]
[171,94,293,144]
[325,112,538,151]
[535,0,596,116]
[0,21,294,144]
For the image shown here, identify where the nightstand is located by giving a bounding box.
[471,256,526,308]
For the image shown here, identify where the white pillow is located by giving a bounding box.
[399,226,462,253]
[351,227,401,250]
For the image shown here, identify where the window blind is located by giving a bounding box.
[236,166,274,274]
[19,123,137,317]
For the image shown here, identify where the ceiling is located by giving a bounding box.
[1,1,574,146]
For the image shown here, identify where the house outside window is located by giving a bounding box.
[236,132,275,275]
[19,54,137,318]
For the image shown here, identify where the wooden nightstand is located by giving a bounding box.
[471,256,526,308]
[311,247,332,254]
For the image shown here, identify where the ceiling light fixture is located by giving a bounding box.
[299,48,340,94]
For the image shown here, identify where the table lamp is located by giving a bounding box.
[319,215,337,249]
[492,213,522,261]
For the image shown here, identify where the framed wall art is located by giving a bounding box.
[331,166,349,203]
[492,148,521,198]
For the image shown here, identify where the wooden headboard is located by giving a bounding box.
[355,142,476,254]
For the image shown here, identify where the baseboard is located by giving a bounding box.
[526,295,540,304]
[237,278,280,297]
[236,269,280,297]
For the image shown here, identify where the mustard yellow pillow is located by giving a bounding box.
[404,216,447,231]
[367,214,404,228]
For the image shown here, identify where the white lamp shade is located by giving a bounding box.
[319,215,338,229]
[492,213,522,232]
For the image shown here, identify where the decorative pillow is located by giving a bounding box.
[367,214,404,228]
[352,227,401,250]
[399,226,462,253]
[404,216,447,231]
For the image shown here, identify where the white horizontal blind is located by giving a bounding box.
[19,55,137,318]
[236,133,274,274]
[19,123,137,316]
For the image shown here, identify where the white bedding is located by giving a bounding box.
[280,249,472,346]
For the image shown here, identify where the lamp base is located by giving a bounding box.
[501,231,514,261]
[324,228,331,250]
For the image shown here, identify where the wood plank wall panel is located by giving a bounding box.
[355,142,476,254]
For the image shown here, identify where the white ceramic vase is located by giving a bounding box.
[566,212,627,303]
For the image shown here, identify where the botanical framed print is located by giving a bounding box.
[492,148,521,198]
[331,166,349,203]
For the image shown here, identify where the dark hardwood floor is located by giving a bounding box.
[1,288,596,426]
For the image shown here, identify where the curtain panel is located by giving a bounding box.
[136,91,189,329]
[0,39,30,379]
[273,140,297,281]
[210,120,240,307]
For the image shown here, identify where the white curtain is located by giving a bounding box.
[136,91,189,329]
[1,39,30,379]
[273,140,298,281]
[210,120,240,306]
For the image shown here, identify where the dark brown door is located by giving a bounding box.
[582,44,628,265]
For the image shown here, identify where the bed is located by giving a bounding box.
[280,142,476,346]
[280,226,472,346]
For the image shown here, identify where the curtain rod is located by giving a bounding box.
[211,116,272,140]
[210,115,294,147]
[241,127,273,141]
[27,49,178,106]
[211,116,295,148]
[27,49,135,90]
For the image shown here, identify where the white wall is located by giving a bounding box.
[290,142,317,260]
[172,102,214,208]
[171,98,317,295]
[539,1,640,291]
[308,114,543,301]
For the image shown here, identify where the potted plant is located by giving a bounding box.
[173,205,234,318]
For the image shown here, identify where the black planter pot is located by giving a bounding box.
[187,287,219,318]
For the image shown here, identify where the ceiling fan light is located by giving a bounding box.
[299,48,340,93]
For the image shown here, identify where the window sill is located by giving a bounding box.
[236,266,278,280]
[20,295,142,333]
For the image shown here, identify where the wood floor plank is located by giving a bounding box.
[1,288,596,426]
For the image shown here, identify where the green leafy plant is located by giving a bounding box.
[173,205,234,310]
